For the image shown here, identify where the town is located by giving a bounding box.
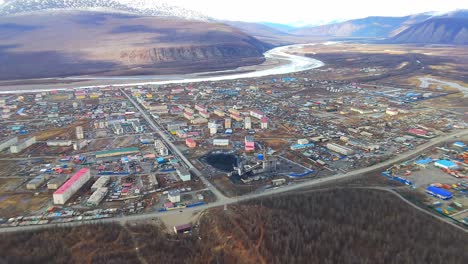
[0,73,467,229]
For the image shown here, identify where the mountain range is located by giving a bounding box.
[0,0,271,80]
[0,0,466,80]
[232,11,468,45]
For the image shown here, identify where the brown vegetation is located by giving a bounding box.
[1,189,467,264]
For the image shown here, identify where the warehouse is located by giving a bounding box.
[91,176,110,191]
[53,168,92,205]
[47,175,69,190]
[10,136,36,154]
[46,140,73,147]
[95,148,139,158]
[326,143,355,156]
[426,186,452,200]
[434,160,459,170]
[87,187,108,206]
[291,143,314,150]
[0,137,18,152]
[27,175,47,190]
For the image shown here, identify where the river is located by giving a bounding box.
[0,44,324,94]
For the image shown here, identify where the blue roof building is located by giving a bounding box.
[434,160,459,170]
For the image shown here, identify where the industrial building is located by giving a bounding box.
[10,136,36,154]
[47,175,69,190]
[326,143,355,155]
[426,186,452,200]
[87,187,108,206]
[155,140,169,156]
[53,168,92,205]
[47,140,73,147]
[95,148,139,158]
[291,143,315,150]
[0,137,18,152]
[26,175,47,190]
[91,176,110,191]
[434,160,459,170]
[177,167,191,182]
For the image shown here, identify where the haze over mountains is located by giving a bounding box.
[0,0,466,80]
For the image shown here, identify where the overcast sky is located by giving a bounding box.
[169,0,468,25]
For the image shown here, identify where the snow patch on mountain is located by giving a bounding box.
[0,0,210,20]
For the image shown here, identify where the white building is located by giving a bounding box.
[10,136,36,154]
[168,190,181,203]
[244,117,252,130]
[260,117,268,129]
[113,123,124,135]
[326,143,355,156]
[213,139,230,147]
[47,140,73,147]
[224,118,232,129]
[91,176,110,191]
[53,168,92,205]
[47,175,69,190]
[250,110,264,120]
[75,126,84,140]
[130,120,144,133]
[27,175,47,190]
[87,187,108,206]
[177,167,191,182]
[0,137,18,152]
[386,108,399,116]
[155,139,169,156]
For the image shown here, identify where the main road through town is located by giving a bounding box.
[1,126,467,233]
[120,88,230,203]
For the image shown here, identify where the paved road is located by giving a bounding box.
[1,128,467,233]
[120,88,230,203]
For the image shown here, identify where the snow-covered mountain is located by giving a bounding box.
[0,0,210,20]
